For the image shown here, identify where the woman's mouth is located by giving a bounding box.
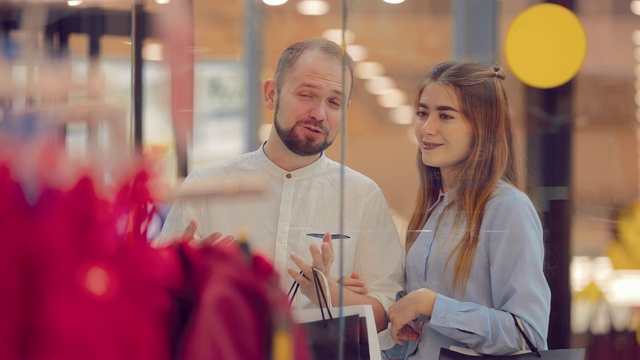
[422,142,442,150]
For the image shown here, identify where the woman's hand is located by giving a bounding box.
[343,272,367,295]
[387,288,437,344]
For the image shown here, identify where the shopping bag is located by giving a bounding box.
[299,313,361,359]
[294,305,382,360]
[438,347,585,359]
[438,313,585,360]
[288,268,381,359]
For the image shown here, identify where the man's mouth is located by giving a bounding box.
[299,123,326,135]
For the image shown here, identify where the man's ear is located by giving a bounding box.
[263,79,276,110]
[346,99,351,109]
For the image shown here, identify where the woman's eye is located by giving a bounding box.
[415,111,427,118]
[440,113,453,120]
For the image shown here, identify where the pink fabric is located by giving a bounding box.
[0,165,182,359]
[176,241,309,360]
[0,160,308,360]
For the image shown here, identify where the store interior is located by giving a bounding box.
[1,0,640,358]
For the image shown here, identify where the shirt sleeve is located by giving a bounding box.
[426,190,551,355]
[354,187,405,312]
[153,174,205,246]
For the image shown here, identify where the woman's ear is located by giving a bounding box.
[263,79,276,110]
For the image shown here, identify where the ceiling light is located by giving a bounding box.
[67,1,83,6]
[383,0,406,4]
[355,61,384,79]
[346,44,368,62]
[296,0,329,16]
[263,0,288,6]
[377,89,407,108]
[634,30,640,46]
[365,76,397,95]
[632,1,640,16]
[155,0,170,4]
[389,105,413,125]
[322,29,355,45]
[142,43,163,62]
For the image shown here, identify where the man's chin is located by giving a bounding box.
[290,147,323,157]
[288,141,328,157]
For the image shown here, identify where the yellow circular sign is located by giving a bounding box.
[505,4,587,89]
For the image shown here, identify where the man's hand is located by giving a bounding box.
[181,219,198,241]
[287,232,335,305]
[287,233,369,303]
[287,232,388,332]
[181,219,235,246]
[308,232,334,274]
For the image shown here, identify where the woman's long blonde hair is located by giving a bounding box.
[406,60,517,292]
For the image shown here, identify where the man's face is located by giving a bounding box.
[269,52,351,156]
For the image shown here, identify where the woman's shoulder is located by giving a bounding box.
[488,181,537,210]
[483,182,543,233]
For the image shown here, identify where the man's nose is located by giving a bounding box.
[309,102,327,121]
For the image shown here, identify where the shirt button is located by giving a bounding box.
[286,173,292,179]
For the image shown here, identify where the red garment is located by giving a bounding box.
[0,161,308,360]
[0,164,30,359]
[1,167,183,359]
[175,241,309,360]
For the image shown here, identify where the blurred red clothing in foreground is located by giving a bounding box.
[0,163,308,360]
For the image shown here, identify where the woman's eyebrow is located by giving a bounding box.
[418,103,460,113]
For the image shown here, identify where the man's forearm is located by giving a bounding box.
[328,281,388,332]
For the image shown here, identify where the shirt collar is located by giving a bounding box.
[256,143,328,180]
[427,186,458,211]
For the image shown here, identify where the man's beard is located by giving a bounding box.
[273,100,333,156]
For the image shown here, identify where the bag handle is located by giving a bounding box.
[286,276,300,306]
[510,313,542,358]
[312,269,333,324]
[287,268,334,327]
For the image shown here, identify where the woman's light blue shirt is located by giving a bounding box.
[403,181,551,359]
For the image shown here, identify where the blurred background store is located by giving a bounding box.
[1,0,639,358]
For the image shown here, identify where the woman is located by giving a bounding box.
[386,60,551,359]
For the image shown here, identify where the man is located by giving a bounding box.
[156,38,403,334]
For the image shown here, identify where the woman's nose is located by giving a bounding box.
[420,117,437,135]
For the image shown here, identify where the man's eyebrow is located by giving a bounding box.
[298,82,344,97]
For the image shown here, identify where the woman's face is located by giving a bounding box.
[414,83,474,180]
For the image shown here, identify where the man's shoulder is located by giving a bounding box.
[322,158,381,188]
[189,151,260,179]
